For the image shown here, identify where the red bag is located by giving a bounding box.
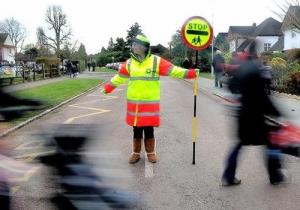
[269,122,300,147]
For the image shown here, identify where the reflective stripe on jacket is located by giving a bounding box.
[103,54,197,126]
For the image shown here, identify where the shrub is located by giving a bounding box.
[270,57,288,91]
[271,52,286,60]
[286,72,300,95]
[288,61,300,74]
[284,49,300,62]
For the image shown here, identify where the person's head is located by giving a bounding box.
[131,34,150,59]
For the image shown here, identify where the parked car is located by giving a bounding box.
[105,62,121,70]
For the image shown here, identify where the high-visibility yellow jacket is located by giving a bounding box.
[103,54,198,127]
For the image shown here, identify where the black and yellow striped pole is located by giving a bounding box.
[192,50,199,165]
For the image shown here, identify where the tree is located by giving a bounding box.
[123,22,143,59]
[215,34,229,52]
[126,22,142,45]
[169,30,192,65]
[113,37,126,52]
[0,17,26,54]
[71,43,87,61]
[24,47,39,61]
[107,37,115,51]
[274,0,300,30]
[37,5,72,56]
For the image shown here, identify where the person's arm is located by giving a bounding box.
[102,62,129,94]
[158,57,198,79]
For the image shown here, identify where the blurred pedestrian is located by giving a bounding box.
[260,59,272,95]
[65,60,73,78]
[212,50,225,88]
[222,42,286,186]
[102,34,199,164]
[87,62,91,71]
[92,62,96,72]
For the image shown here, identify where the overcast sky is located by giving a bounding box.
[1,0,287,54]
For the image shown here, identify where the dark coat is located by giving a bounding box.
[233,59,280,145]
[212,54,225,73]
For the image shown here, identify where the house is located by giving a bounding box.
[227,24,256,53]
[281,6,300,51]
[226,6,300,54]
[227,17,282,54]
[0,33,16,64]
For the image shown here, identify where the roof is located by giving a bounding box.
[0,33,9,45]
[281,6,300,31]
[217,32,228,39]
[269,36,284,51]
[254,17,282,36]
[228,26,256,37]
[228,17,282,38]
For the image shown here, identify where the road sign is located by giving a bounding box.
[181,16,213,50]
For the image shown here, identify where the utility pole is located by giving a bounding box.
[211,13,214,77]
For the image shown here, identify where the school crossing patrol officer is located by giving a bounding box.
[102,34,199,164]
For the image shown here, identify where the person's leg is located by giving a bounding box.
[219,73,223,88]
[222,142,242,185]
[144,126,156,163]
[214,74,218,87]
[128,127,143,164]
[266,144,285,185]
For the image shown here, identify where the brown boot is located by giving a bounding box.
[128,138,142,164]
[145,138,157,163]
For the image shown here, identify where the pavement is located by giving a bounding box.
[191,77,300,125]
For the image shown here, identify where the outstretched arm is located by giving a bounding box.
[158,57,198,79]
[102,62,129,94]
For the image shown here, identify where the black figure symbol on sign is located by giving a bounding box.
[192,36,201,45]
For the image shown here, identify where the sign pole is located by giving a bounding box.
[192,50,198,165]
[181,16,213,165]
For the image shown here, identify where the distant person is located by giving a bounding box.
[102,34,199,164]
[212,50,225,88]
[260,60,272,95]
[87,63,91,72]
[65,60,73,78]
[72,62,79,78]
[221,42,285,186]
[182,57,192,69]
[92,62,96,72]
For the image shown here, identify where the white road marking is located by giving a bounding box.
[145,153,154,178]
[64,110,110,124]
[14,140,43,150]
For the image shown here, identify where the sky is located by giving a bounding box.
[1,0,288,54]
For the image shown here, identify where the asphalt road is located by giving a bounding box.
[4,77,300,210]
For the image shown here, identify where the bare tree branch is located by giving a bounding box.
[38,5,72,56]
[274,0,300,30]
[0,17,27,54]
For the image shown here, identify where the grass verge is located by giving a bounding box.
[10,78,102,125]
[95,67,117,73]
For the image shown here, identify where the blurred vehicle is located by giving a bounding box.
[105,62,121,70]
[39,124,138,210]
[0,65,16,79]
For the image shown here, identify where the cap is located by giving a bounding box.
[132,34,150,48]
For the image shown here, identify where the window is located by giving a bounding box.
[291,32,296,38]
[264,43,271,51]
